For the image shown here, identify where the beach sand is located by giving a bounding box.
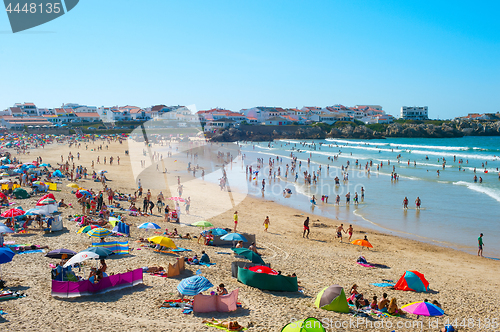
[0,138,499,332]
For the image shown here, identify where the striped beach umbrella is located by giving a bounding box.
[402,301,444,316]
[138,222,161,230]
[177,275,213,296]
[87,227,112,238]
[77,225,99,234]
[37,198,56,205]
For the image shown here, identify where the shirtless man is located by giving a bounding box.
[263,216,270,232]
[336,224,345,242]
[378,293,389,311]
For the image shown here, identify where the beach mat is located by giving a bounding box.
[16,249,45,255]
[370,283,395,287]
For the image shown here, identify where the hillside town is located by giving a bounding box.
[1,102,499,132]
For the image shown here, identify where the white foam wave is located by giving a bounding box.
[389,143,468,151]
[453,181,500,203]
[325,138,389,146]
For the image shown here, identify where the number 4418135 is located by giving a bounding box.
[5,2,61,14]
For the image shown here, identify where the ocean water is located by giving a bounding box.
[235,137,500,259]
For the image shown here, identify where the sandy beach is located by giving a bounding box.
[0,137,499,332]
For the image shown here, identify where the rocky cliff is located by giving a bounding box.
[209,121,500,142]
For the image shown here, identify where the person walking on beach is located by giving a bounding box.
[403,197,409,209]
[233,211,238,232]
[263,216,270,232]
[303,217,310,239]
[336,224,344,242]
[415,197,421,209]
[478,233,484,257]
[347,224,353,241]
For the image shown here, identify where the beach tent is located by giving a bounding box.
[281,318,326,332]
[395,270,429,292]
[51,216,63,232]
[314,285,349,313]
[13,188,30,199]
[237,267,298,292]
[52,170,63,178]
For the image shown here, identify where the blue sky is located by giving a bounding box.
[0,0,499,118]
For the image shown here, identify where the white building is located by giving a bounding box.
[400,106,428,120]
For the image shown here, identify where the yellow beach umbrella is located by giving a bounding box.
[67,183,79,188]
[147,236,176,249]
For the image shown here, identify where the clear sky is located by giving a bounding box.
[1,0,499,118]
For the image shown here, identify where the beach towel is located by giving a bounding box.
[171,247,191,252]
[357,262,375,268]
[204,323,247,331]
[17,249,45,255]
[92,241,129,254]
[199,262,216,267]
[370,283,395,287]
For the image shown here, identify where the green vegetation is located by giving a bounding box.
[365,123,388,132]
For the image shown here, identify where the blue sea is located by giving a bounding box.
[235,137,500,259]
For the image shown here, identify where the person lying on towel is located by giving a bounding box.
[202,318,244,331]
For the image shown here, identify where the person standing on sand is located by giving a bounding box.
[478,233,484,257]
[403,197,409,209]
[415,197,421,209]
[233,211,238,232]
[263,216,270,232]
[336,224,344,242]
[303,217,310,238]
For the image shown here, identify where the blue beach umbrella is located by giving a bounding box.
[0,247,15,264]
[0,223,14,234]
[138,222,161,230]
[177,275,213,296]
[210,228,228,236]
[220,233,248,242]
[81,247,113,259]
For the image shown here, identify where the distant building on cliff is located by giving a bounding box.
[400,106,428,120]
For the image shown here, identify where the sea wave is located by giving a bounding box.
[325,139,389,146]
[388,143,468,151]
[453,181,500,203]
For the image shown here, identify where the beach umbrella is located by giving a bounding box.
[177,275,213,296]
[281,317,326,332]
[0,179,12,184]
[37,198,56,205]
[81,247,113,259]
[45,249,77,259]
[36,193,56,204]
[97,170,107,174]
[77,190,92,197]
[24,208,50,216]
[314,285,350,313]
[395,270,429,292]
[67,183,79,188]
[0,192,7,200]
[138,222,161,230]
[109,217,121,226]
[248,265,278,275]
[39,163,50,167]
[402,301,444,331]
[87,228,112,239]
[220,233,248,242]
[0,224,14,234]
[77,225,99,234]
[167,196,185,202]
[1,208,24,218]
[210,228,228,236]
[351,239,373,248]
[147,236,176,249]
[191,220,213,228]
[231,248,265,264]
[63,251,100,267]
[0,173,8,177]
[32,181,46,186]
[0,165,8,169]
[13,169,23,174]
[0,247,15,278]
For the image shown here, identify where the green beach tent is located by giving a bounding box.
[281,317,325,332]
[314,285,349,313]
[13,188,30,199]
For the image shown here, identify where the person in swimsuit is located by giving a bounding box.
[233,211,238,232]
[415,197,421,209]
[263,216,270,232]
[345,192,350,205]
[336,224,344,242]
[202,318,244,331]
[403,197,408,209]
[303,217,310,239]
[347,225,353,241]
